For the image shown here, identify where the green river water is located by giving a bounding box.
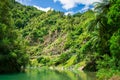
[0,68,96,80]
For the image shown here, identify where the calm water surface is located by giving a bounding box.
[0,68,96,80]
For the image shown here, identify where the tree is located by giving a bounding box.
[107,0,120,32]
[108,0,120,70]
[0,0,28,73]
[87,0,111,54]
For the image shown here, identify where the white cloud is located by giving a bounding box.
[15,0,23,4]
[64,11,74,15]
[15,0,31,5]
[33,5,53,12]
[54,0,100,10]
[53,0,57,2]
[79,5,89,12]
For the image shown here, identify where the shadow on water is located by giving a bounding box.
[0,68,96,80]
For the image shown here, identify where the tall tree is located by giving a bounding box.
[0,0,28,73]
[108,0,120,70]
[88,0,111,54]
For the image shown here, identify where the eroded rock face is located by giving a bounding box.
[109,76,120,80]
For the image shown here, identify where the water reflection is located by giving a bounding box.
[0,68,96,80]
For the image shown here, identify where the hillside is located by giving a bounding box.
[12,2,96,68]
[0,0,120,79]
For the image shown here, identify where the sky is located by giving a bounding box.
[15,0,100,15]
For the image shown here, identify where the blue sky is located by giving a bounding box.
[16,0,100,15]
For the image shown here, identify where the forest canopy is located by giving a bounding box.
[0,0,120,79]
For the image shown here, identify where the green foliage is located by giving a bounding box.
[108,0,120,27]
[0,0,28,73]
[0,0,119,78]
[110,29,120,57]
[54,52,71,66]
[12,2,44,28]
[96,54,116,70]
[97,69,120,80]
[89,0,120,78]
[109,29,120,70]
[64,55,77,67]
[37,56,50,65]
[30,59,39,67]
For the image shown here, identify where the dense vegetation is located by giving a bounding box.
[0,0,28,73]
[0,0,120,79]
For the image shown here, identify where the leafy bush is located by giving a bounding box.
[37,57,50,65]
[97,69,120,80]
